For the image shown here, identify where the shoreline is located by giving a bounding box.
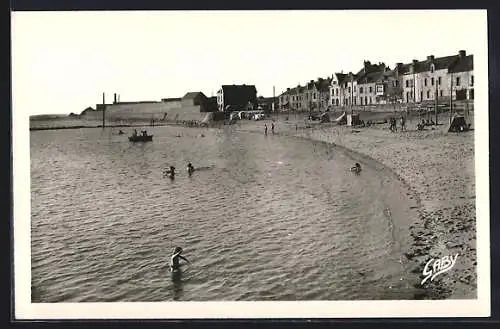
[30,114,476,299]
[235,117,476,299]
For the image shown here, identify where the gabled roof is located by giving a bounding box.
[334,73,347,84]
[355,61,389,83]
[221,84,257,92]
[394,63,411,75]
[449,55,473,73]
[402,53,473,74]
[357,71,382,84]
[80,107,95,115]
[182,92,207,100]
[315,78,331,92]
[162,97,182,102]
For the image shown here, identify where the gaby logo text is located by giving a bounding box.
[421,253,459,285]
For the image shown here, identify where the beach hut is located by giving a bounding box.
[319,112,330,123]
[347,114,361,127]
[334,112,347,125]
[447,115,470,132]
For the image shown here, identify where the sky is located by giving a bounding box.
[12,10,487,115]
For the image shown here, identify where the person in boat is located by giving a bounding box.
[350,162,362,173]
[142,130,148,136]
[118,129,124,135]
[187,163,195,175]
[170,247,189,271]
[133,129,138,137]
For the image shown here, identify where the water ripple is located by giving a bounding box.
[31,126,414,302]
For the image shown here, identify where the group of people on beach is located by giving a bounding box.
[389,116,406,132]
[264,122,275,135]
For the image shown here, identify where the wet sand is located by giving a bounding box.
[237,115,476,299]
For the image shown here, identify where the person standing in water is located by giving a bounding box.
[187,163,194,175]
[170,247,189,271]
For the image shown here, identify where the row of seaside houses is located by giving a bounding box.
[278,50,474,111]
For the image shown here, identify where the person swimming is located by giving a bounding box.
[170,247,189,271]
[350,162,362,173]
[165,166,176,178]
[187,163,195,175]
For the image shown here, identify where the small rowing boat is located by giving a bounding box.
[128,135,153,142]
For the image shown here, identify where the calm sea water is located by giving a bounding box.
[30,125,417,302]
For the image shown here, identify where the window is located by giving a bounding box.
[431,77,434,86]
[440,90,443,97]
[426,90,430,99]
[369,97,372,104]
[424,78,427,86]
[348,87,351,93]
[360,87,364,93]
[369,86,373,93]
[406,80,409,88]
[430,65,435,73]
[438,77,442,85]
[471,75,474,86]
[456,77,461,86]
[365,96,367,104]
[354,98,356,105]
[360,98,363,105]
[354,86,357,92]
[406,92,410,102]
[336,88,339,96]
[313,93,316,100]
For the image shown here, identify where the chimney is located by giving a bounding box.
[427,55,435,61]
[396,62,403,67]
[287,88,290,91]
[412,59,418,64]
[114,93,117,103]
[459,50,466,57]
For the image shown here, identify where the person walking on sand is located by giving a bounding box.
[264,124,268,135]
[271,122,275,135]
[400,116,406,131]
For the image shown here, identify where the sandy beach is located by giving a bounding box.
[29,111,476,299]
[236,113,476,299]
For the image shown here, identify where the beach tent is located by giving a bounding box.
[347,114,361,127]
[320,112,330,123]
[201,112,214,124]
[447,115,469,132]
[334,112,347,125]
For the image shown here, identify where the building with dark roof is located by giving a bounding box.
[181,92,208,110]
[401,50,474,104]
[329,71,358,107]
[216,84,258,111]
[278,76,331,112]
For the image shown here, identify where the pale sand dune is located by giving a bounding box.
[238,116,476,299]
